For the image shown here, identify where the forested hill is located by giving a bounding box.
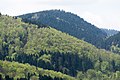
[18,10,107,47]
[1,14,120,80]
[101,28,119,37]
[102,32,120,54]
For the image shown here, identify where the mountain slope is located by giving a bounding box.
[101,28,119,37]
[102,32,120,54]
[1,14,120,80]
[18,10,107,47]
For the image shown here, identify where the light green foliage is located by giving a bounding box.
[111,45,120,54]
[1,14,120,80]
[39,54,51,63]
[0,60,76,80]
[18,10,107,47]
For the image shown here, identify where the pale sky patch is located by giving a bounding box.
[81,12,103,27]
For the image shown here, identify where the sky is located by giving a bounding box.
[0,0,120,30]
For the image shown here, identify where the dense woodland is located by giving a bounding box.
[18,10,107,47]
[0,60,75,80]
[101,28,119,37]
[18,10,120,55]
[102,32,120,54]
[0,11,120,80]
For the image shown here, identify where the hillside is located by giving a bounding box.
[0,60,75,80]
[1,14,120,80]
[101,28,119,37]
[18,10,107,47]
[102,32,120,54]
